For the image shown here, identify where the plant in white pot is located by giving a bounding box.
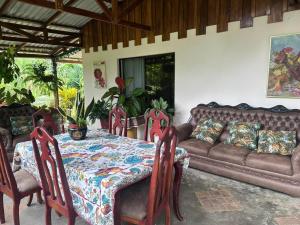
[58,92,94,140]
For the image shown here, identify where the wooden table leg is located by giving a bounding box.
[113,191,121,225]
[173,162,183,221]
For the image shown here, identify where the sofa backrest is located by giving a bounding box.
[0,104,35,130]
[189,102,300,143]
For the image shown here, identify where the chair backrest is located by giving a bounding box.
[109,106,128,137]
[146,126,177,224]
[0,136,17,195]
[144,109,170,142]
[31,127,73,215]
[32,109,64,135]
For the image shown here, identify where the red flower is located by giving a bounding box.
[115,77,125,91]
[283,47,293,53]
[275,51,286,64]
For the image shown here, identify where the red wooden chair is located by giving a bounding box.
[0,136,42,225]
[119,126,177,225]
[109,106,128,137]
[31,127,77,225]
[32,108,65,136]
[144,109,170,142]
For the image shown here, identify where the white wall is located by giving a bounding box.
[83,11,300,128]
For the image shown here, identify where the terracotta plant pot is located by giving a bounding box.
[100,118,109,129]
[68,124,87,140]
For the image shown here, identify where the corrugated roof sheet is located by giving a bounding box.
[0,0,112,57]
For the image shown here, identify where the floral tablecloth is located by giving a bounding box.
[14,129,189,225]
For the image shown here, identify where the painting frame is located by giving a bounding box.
[93,61,107,89]
[267,33,300,99]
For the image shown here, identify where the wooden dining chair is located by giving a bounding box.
[31,127,77,225]
[0,136,42,225]
[109,106,128,137]
[32,108,65,136]
[119,126,177,225]
[144,109,170,142]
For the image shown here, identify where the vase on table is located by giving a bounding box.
[68,124,87,140]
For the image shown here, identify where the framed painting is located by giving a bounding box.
[93,61,106,89]
[267,33,300,98]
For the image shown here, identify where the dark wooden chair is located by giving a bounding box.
[32,108,65,136]
[0,136,42,225]
[144,109,170,142]
[119,126,177,225]
[109,106,128,137]
[31,127,77,225]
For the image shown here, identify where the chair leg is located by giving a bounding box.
[55,210,62,217]
[45,205,52,225]
[13,200,20,225]
[67,216,76,225]
[37,191,43,204]
[27,194,33,206]
[0,192,5,224]
[165,203,171,225]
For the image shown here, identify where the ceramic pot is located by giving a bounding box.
[68,124,87,140]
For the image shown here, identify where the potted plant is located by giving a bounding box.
[145,97,174,127]
[101,77,151,138]
[89,99,111,129]
[58,92,95,140]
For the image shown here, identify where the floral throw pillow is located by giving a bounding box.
[257,130,296,156]
[224,121,261,150]
[191,118,225,144]
[10,116,34,136]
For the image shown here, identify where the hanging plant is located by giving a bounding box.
[0,47,20,84]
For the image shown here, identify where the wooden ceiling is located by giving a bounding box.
[0,0,151,58]
[82,0,300,53]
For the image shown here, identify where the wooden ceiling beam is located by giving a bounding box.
[0,0,14,15]
[18,0,151,31]
[0,22,44,43]
[0,15,80,31]
[45,0,79,27]
[0,21,79,36]
[15,53,52,58]
[1,36,80,47]
[95,0,112,20]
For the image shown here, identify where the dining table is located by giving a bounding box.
[13,129,189,225]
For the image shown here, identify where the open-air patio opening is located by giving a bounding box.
[1,0,300,225]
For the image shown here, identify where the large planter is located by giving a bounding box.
[126,115,145,139]
[100,118,109,129]
[68,124,87,140]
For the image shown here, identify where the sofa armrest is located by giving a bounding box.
[175,123,193,143]
[291,145,300,175]
[0,127,12,152]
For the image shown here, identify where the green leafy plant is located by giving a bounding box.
[58,92,95,128]
[24,62,64,92]
[89,99,111,124]
[101,77,151,117]
[145,97,174,127]
[0,47,20,84]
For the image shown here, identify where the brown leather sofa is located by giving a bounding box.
[0,104,35,161]
[176,102,300,197]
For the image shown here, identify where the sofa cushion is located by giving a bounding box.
[191,118,225,144]
[257,130,296,156]
[179,139,213,157]
[246,152,292,176]
[224,121,261,150]
[13,134,30,149]
[208,143,251,165]
[10,116,34,136]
